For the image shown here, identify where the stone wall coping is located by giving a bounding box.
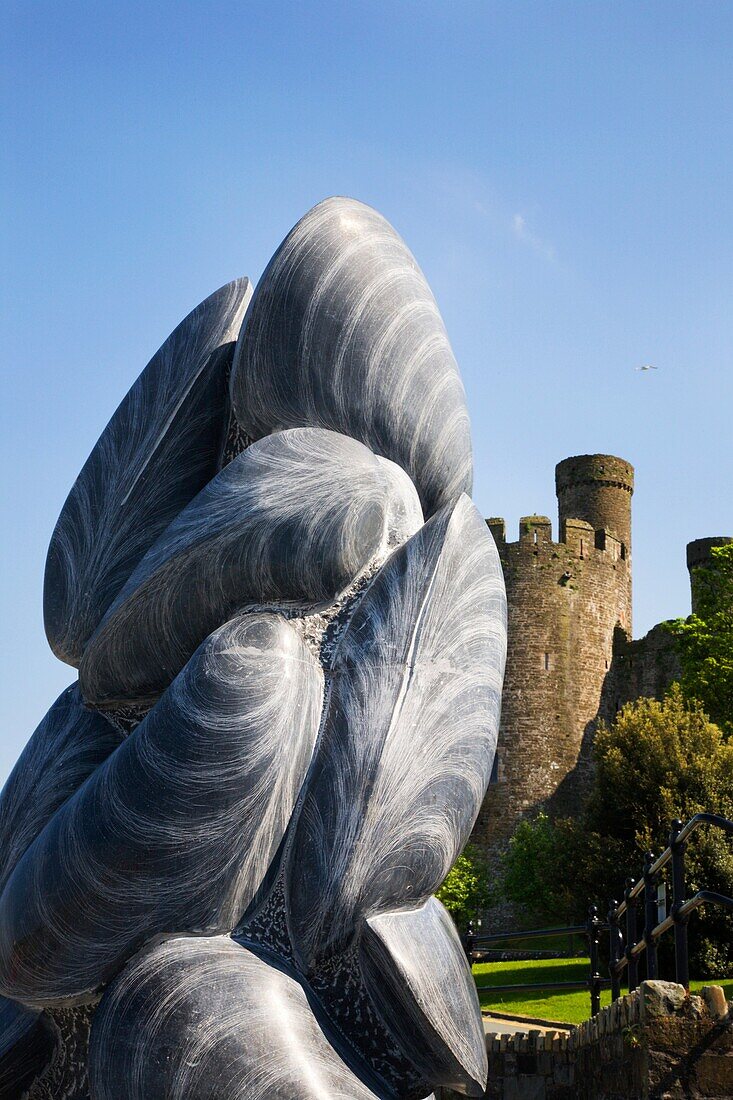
[483,981,730,1057]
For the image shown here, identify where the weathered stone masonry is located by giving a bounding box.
[472,452,730,870]
[474,455,634,859]
[437,981,733,1100]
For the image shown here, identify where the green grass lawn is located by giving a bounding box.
[473,956,733,1026]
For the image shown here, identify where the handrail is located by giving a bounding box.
[466,907,608,1016]
[469,811,733,1021]
[471,924,588,945]
[475,979,612,993]
[677,889,733,920]
[608,813,733,994]
[676,812,733,846]
[615,813,733,919]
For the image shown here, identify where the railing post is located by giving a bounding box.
[624,878,639,992]
[463,919,476,963]
[670,819,690,989]
[587,904,602,1016]
[608,898,622,1001]
[643,851,659,980]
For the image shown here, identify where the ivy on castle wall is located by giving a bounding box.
[666,543,733,737]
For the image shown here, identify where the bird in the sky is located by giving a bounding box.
[635,364,658,371]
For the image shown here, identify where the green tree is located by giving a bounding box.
[500,812,607,929]
[437,843,494,931]
[500,812,572,922]
[587,686,733,846]
[502,687,733,976]
[667,543,733,736]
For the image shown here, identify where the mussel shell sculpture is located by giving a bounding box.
[0,197,507,1099]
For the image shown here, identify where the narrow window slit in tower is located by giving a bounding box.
[544,652,551,671]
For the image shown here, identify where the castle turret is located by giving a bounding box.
[556,454,633,633]
[473,455,634,884]
[687,537,733,614]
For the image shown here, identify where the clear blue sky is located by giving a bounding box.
[2,1,732,782]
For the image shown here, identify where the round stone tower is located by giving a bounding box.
[556,454,634,630]
[473,454,634,867]
[687,537,733,614]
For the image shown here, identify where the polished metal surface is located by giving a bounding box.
[1,198,506,1099]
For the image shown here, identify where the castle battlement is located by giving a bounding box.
[473,454,635,861]
[487,514,629,564]
[474,450,731,900]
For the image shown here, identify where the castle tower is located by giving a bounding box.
[473,455,634,870]
[686,537,733,614]
[556,454,633,634]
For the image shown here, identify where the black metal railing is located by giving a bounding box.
[608,813,733,998]
[467,812,733,1020]
[466,907,611,1016]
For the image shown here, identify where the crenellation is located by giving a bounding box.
[518,515,552,545]
[495,519,630,567]
[493,523,629,576]
[474,451,731,903]
[485,517,506,548]
[474,454,635,872]
[560,517,595,558]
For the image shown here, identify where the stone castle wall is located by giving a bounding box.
[437,981,733,1100]
[687,537,733,614]
[471,451,729,878]
[615,623,681,709]
[473,455,633,860]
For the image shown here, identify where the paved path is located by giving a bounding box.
[482,1014,571,1036]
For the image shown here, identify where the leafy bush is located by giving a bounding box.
[666,542,733,736]
[500,812,606,928]
[501,686,733,976]
[500,812,569,921]
[436,843,494,931]
[587,685,733,846]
